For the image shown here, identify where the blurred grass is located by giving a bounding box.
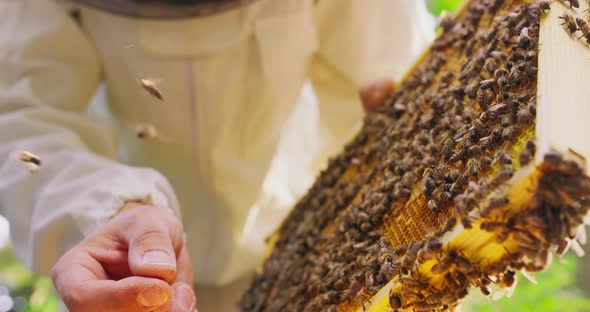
[0,247,58,312]
[462,254,590,312]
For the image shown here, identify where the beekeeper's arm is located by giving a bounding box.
[0,1,194,310]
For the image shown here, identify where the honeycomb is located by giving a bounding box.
[239,1,590,311]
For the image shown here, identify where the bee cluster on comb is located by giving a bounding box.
[239,1,590,311]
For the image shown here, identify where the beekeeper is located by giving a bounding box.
[0,0,433,311]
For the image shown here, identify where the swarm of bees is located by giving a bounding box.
[239,1,590,311]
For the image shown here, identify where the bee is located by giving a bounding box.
[517,108,534,125]
[513,28,532,49]
[467,158,480,177]
[389,291,402,309]
[539,0,551,13]
[133,123,158,140]
[502,126,516,140]
[559,13,578,34]
[401,242,422,275]
[431,249,458,274]
[479,285,492,296]
[477,89,492,111]
[423,292,444,305]
[560,0,579,9]
[525,140,536,155]
[428,199,439,212]
[137,78,164,101]
[480,78,497,90]
[481,156,494,169]
[576,18,590,44]
[465,80,480,99]
[15,151,42,172]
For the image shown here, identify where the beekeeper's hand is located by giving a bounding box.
[359,78,396,112]
[51,203,196,312]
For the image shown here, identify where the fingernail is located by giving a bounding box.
[143,250,173,266]
[138,286,169,307]
[174,284,195,311]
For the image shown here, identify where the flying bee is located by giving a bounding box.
[497,75,511,91]
[498,153,512,165]
[137,78,164,101]
[132,123,171,142]
[438,13,455,32]
[485,196,510,215]
[535,1,551,15]
[508,68,523,87]
[576,18,590,44]
[15,151,42,172]
[501,270,516,288]
[484,58,498,75]
[461,216,473,229]
[500,115,514,128]
[559,13,578,34]
[494,67,509,79]
[438,190,453,202]
[512,27,532,49]
[399,277,429,290]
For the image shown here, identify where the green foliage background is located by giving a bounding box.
[0,1,588,311]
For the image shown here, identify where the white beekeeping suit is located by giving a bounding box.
[0,0,433,309]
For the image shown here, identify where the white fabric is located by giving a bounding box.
[0,0,434,293]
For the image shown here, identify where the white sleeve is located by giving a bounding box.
[0,0,180,275]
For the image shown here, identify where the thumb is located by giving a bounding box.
[127,225,178,282]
